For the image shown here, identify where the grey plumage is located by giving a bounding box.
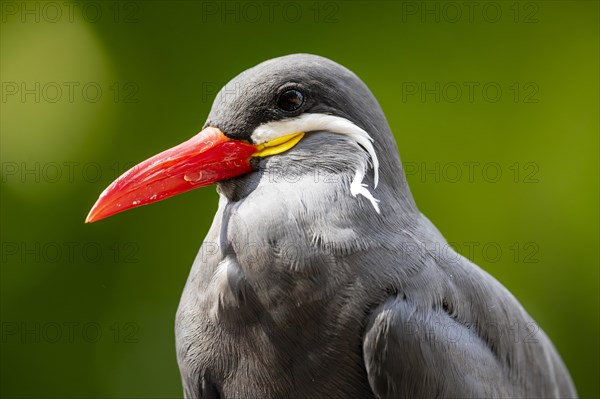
[175,54,576,398]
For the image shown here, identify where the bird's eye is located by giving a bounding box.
[277,89,305,112]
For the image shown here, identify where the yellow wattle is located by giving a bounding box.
[252,132,305,158]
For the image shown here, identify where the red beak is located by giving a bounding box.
[85,127,257,223]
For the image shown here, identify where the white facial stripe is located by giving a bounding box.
[251,113,381,213]
[251,113,380,187]
[351,165,381,214]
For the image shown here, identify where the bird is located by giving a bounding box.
[86,54,577,399]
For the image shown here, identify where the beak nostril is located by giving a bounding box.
[184,172,203,183]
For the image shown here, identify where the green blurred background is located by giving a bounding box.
[1,1,598,398]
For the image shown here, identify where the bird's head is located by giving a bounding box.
[86,54,415,223]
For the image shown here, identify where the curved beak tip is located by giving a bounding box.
[84,207,99,224]
[85,196,111,223]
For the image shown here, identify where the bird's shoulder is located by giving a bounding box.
[363,293,513,398]
[359,214,577,399]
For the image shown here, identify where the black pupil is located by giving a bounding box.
[278,89,304,111]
